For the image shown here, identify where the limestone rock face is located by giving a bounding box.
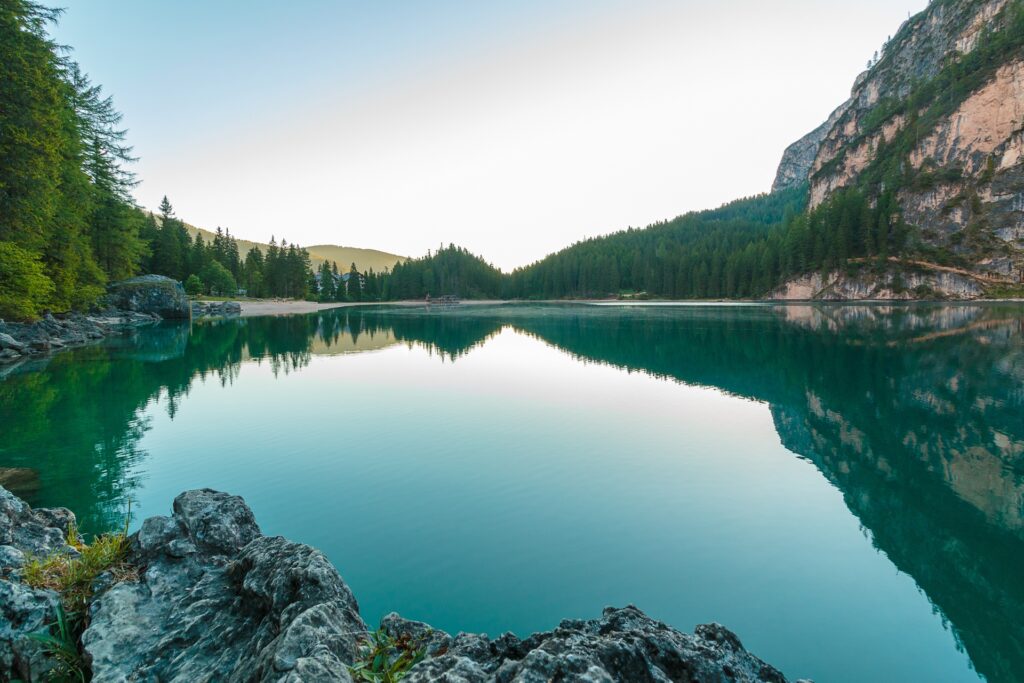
[772,103,850,193]
[770,266,986,300]
[387,607,788,683]
[772,0,1024,268]
[104,275,191,320]
[82,489,367,683]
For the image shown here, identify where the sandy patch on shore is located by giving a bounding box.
[238,300,349,317]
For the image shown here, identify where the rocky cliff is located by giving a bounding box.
[0,486,793,683]
[774,0,1024,294]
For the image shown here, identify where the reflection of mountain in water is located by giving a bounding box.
[508,304,1024,683]
[1,304,1022,681]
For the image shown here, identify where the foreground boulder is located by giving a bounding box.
[83,489,365,682]
[384,608,788,683]
[0,487,75,680]
[103,275,191,320]
[0,486,794,682]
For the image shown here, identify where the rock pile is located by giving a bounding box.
[191,300,242,317]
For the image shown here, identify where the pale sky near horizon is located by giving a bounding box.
[54,1,926,270]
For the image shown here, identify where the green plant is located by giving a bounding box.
[349,628,428,683]
[23,526,132,614]
[184,274,204,296]
[28,603,87,683]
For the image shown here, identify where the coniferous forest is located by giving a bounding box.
[0,2,324,318]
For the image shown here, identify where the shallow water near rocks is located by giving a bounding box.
[2,303,1022,683]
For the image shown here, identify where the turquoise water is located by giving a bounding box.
[2,303,1023,682]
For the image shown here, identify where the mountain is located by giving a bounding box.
[771,0,1024,298]
[180,223,407,273]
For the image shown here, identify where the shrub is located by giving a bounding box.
[199,260,236,296]
[0,241,55,320]
[184,274,204,296]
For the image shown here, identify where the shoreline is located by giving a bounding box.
[0,485,793,682]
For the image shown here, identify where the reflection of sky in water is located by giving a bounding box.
[128,326,978,683]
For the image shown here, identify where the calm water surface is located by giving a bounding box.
[2,303,1023,683]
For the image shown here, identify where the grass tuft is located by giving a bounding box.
[349,628,429,683]
[22,525,133,614]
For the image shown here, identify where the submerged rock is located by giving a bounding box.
[0,485,794,682]
[103,274,191,320]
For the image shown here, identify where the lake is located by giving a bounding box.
[1,303,1022,682]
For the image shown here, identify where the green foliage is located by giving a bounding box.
[21,515,133,682]
[23,523,132,614]
[381,244,503,300]
[184,274,204,296]
[0,240,55,319]
[349,628,428,683]
[0,1,145,317]
[199,259,236,296]
[505,186,809,299]
[28,603,87,683]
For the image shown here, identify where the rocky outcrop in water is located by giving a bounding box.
[0,275,198,366]
[103,275,191,320]
[0,311,159,365]
[386,607,788,683]
[0,486,793,682]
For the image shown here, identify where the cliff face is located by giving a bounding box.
[776,0,1024,279]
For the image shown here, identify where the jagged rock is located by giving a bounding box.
[772,102,850,193]
[0,581,59,681]
[0,486,74,560]
[0,310,161,364]
[386,607,787,683]
[103,275,191,320]
[0,334,24,352]
[82,489,366,683]
[0,486,75,682]
[0,486,793,682]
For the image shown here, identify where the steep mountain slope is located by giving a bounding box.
[775,0,1024,291]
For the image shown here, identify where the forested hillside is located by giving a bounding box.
[0,2,144,318]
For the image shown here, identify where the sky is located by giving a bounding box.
[54,0,927,270]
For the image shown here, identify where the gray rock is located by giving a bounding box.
[0,333,25,352]
[0,579,59,681]
[0,486,74,559]
[0,485,794,682]
[103,275,191,320]
[390,606,788,683]
[0,486,76,681]
[83,489,367,683]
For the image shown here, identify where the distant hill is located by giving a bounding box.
[178,222,407,273]
[304,244,407,274]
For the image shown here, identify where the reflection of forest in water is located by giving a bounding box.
[1,303,1022,682]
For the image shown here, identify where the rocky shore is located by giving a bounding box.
[0,275,192,367]
[0,486,797,682]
